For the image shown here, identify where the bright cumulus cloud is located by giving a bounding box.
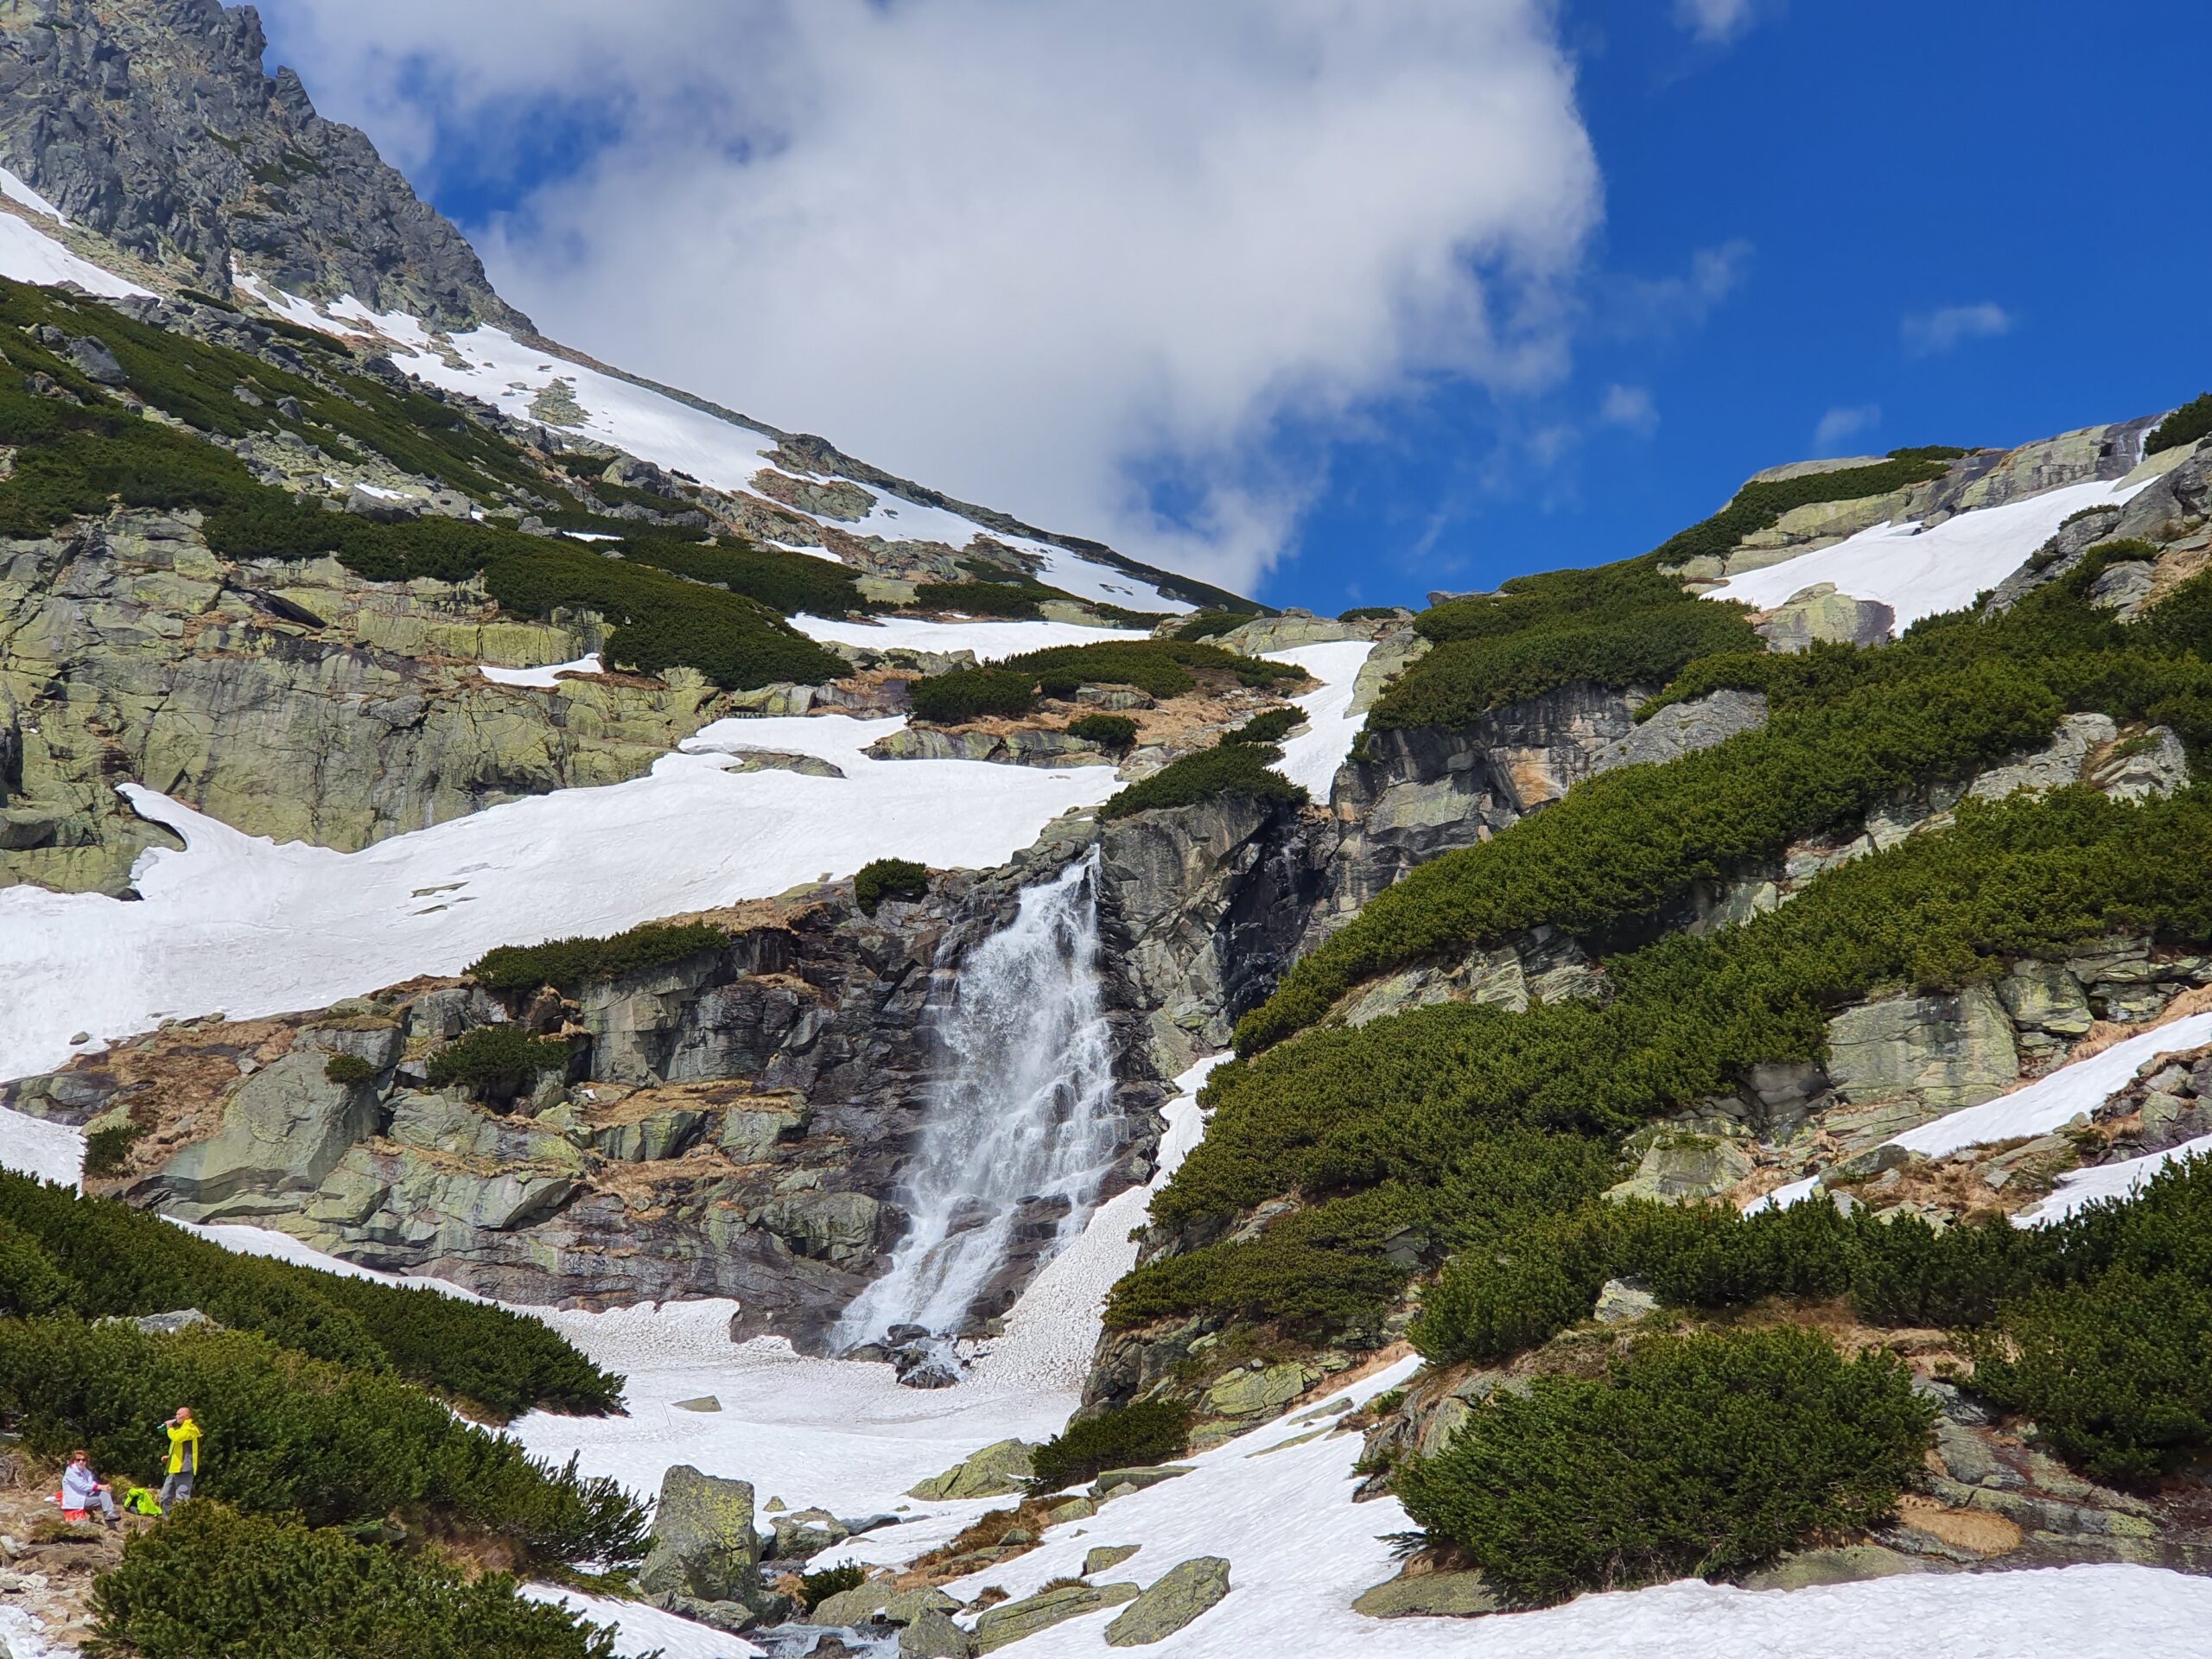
[257,0,1599,595]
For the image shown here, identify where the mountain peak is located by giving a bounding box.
[0,0,524,330]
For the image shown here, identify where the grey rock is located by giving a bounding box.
[1591,690,1768,772]
[757,1191,888,1273]
[2086,560,2157,620]
[1608,1130,1755,1204]
[109,1308,216,1336]
[144,1051,379,1214]
[1103,1556,1231,1646]
[1998,962,2094,1037]
[1351,1569,1500,1618]
[810,1585,959,1629]
[899,1606,974,1657]
[973,1582,1140,1652]
[1741,1544,1938,1591]
[1592,1277,1660,1323]
[1967,714,2115,803]
[1757,584,1897,651]
[1085,1544,1141,1576]
[1826,985,2019,1114]
[65,335,125,387]
[770,1507,848,1560]
[1087,1465,1192,1501]
[637,1465,760,1606]
[671,1395,722,1414]
[907,1439,1036,1501]
[2092,727,2190,803]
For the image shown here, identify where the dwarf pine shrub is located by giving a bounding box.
[90,1502,624,1659]
[1395,1325,1933,1605]
[855,857,931,915]
[467,921,726,994]
[1027,1400,1192,1494]
[1065,713,1139,752]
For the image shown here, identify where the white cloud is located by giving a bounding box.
[258,0,1601,595]
[1813,403,1881,454]
[1598,383,1658,437]
[1902,302,2016,358]
[1599,238,1751,340]
[1673,0,1758,45]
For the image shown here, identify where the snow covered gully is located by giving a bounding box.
[834,849,1122,1368]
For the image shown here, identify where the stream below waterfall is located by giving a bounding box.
[832,849,1121,1363]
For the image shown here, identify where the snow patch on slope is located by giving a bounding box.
[2023,1133,2212,1225]
[792,614,1147,659]
[230,276,1192,615]
[1706,474,2152,632]
[1264,639,1375,798]
[0,211,152,299]
[479,653,603,687]
[1890,1013,2212,1160]
[0,168,65,225]
[0,1103,84,1188]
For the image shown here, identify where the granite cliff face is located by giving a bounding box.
[0,0,523,327]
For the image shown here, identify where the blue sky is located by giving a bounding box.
[264,1,2210,613]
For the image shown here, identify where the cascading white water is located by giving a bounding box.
[833,849,1119,1353]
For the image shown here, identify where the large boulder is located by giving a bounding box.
[810,1585,959,1628]
[1351,1568,1499,1618]
[907,1439,1036,1500]
[973,1582,1139,1653]
[756,1192,889,1272]
[1103,1556,1232,1646]
[636,1465,760,1606]
[147,1052,380,1217]
[899,1606,974,1657]
[1826,985,2018,1116]
[769,1507,848,1560]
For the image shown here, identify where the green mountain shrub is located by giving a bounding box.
[90,1501,623,1659]
[855,857,931,914]
[423,1026,570,1097]
[1395,1325,1933,1605]
[910,667,1039,723]
[1065,713,1139,752]
[0,1315,644,1560]
[1223,708,1300,745]
[2145,392,2212,455]
[467,921,727,994]
[1648,452,1957,570]
[912,580,1045,618]
[1027,1400,1192,1494]
[1098,743,1308,822]
[321,1053,377,1084]
[0,1173,620,1418]
[799,1561,868,1611]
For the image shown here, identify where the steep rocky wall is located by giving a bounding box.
[0,0,524,327]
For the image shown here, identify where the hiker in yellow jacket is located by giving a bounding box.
[156,1407,201,1514]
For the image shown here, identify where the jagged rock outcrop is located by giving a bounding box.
[0,509,733,893]
[0,0,524,328]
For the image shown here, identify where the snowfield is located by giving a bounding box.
[0,203,153,299]
[478,652,604,687]
[791,614,1148,658]
[1264,639,1376,797]
[1705,474,2152,632]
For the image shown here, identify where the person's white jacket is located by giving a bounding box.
[60,1464,102,1510]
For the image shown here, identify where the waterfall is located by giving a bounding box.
[834,849,1119,1354]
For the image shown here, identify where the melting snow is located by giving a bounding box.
[791,614,1148,659]
[0,168,65,225]
[0,1103,83,1188]
[1706,474,2153,632]
[2019,1132,2212,1225]
[0,212,152,299]
[1263,639,1376,798]
[479,653,604,688]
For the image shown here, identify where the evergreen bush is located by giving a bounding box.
[1027,1401,1192,1494]
[2145,392,2212,455]
[855,858,931,915]
[423,1026,570,1098]
[467,922,727,994]
[1395,1325,1933,1605]
[1065,713,1139,752]
[0,1315,645,1560]
[1223,708,1300,745]
[321,1053,377,1084]
[0,1173,620,1418]
[1097,743,1308,821]
[799,1561,868,1611]
[909,668,1039,723]
[89,1501,623,1659]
